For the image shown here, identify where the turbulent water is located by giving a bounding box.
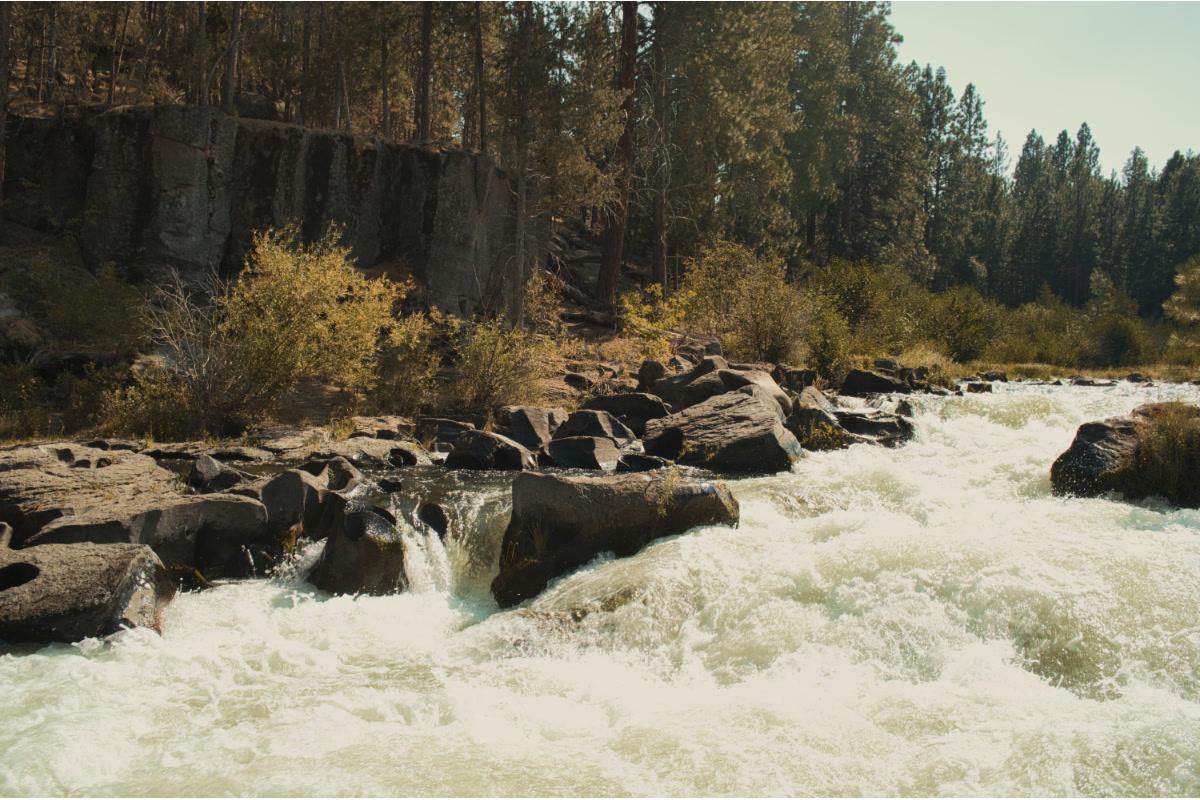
[4,383,1200,796]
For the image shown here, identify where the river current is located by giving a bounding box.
[3,382,1200,796]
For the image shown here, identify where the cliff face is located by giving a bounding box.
[4,105,538,318]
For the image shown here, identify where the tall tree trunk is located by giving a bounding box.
[651,1,668,289]
[45,4,57,101]
[196,1,208,106]
[474,3,487,154]
[596,1,638,314]
[379,20,391,137]
[416,1,432,141]
[109,2,131,106]
[0,3,9,240]
[221,1,241,114]
[298,5,311,124]
[36,8,46,103]
[337,57,351,132]
[511,3,534,324]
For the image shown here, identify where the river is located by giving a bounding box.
[3,382,1199,796]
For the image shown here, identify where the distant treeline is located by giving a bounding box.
[1,1,1197,316]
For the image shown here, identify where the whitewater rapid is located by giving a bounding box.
[3,383,1200,796]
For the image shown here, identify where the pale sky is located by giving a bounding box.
[888,1,1200,177]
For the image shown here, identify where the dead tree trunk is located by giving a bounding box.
[596,1,639,313]
[651,1,668,289]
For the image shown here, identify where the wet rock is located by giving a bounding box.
[839,369,912,397]
[552,409,637,447]
[644,389,803,474]
[965,381,993,393]
[308,496,407,596]
[418,503,449,538]
[187,454,252,494]
[1070,376,1116,387]
[544,436,622,471]
[491,471,740,607]
[495,406,569,452]
[79,438,145,452]
[980,370,1008,382]
[233,468,328,539]
[1126,372,1151,384]
[1051,403,1200,506]
[0,536,175,643]
[616,453,671,473]
[772,365,818,393]
[784,387,849,451]
[581,393,671,437]
[834,411,915,447]
[445,430,537,471]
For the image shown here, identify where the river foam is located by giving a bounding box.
[3,382,1199,795]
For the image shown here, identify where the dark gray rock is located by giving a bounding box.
[298,456,364,492]
[616,453,672,473]
[552,409,637,447]
[581,393,671,437]
[491,471,739,607]
[308,496,407,596]
[416,417,476,449]
[418,503,449,538]
[0,536,176,643]
[784,387,848,451]
[644,389,803,474]
[980,370,1008,382]
[233,468,328,539]
[445,430,537,471]
[544,436,621,471]
[839,369,912,397]
[188,454,252,494]
[965,381,993,393]
[652,356,791,417]
[495,406,568,452]
[1051,417,1143,500]
[636,360,667,391]
[834,411,916,447]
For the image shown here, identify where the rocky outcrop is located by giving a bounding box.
[308,438,430,469]
[543,436,622,471]
[491,472,739,607]
[445,430,537,471]
[1051,402,1200,507]
[188,454,253,493]
[651,356,791,417]
[0,534,175,643]
[552,410,637,447]
[581,393,671,437]
[840,369,912,397]
[643,389,803,474]
[4,105,542,319]
[495,406,568,452]
[0,443,277,577]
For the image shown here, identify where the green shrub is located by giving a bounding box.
[372,310,443,416]
[677,239,804,362]
[447,318,554,411]
[1083,314,1155,367]
[929,286,1001,362]
[804,301,855,382]
[618,284,691,361]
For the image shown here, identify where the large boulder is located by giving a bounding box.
[552,409,638,447]
[307,496,407,596]
[643,389,803,474]
[232,468,328,539]
[309,437,430,468]
[581,393,671,437]
[839,369,912,397]
[651,357,792,417]
[491,471,739,607]
[188,454,253,493]
[544,436,622,471]
[416,417,476,450]
[495,406,568,452]
[445,430,537,471]
[0,443,178,545]
[1051,402,1200,507]
[834,410,915,447]
[784,387,849,451]
[1,534,175,643]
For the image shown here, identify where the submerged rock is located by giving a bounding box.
[0,533,175,643]
[644,389,803,474]
[491,471,739,607]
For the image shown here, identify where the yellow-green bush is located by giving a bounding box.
[618,284,691,361]
[803,301,855,381]
[929,286,1002,362]
[102,226,397,438]
[447,318,554,411]
[372,309,443,416]
[677,239,804,362]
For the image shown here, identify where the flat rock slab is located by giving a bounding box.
[0,539,175,643]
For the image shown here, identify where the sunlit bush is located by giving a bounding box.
[447,318,555,411]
